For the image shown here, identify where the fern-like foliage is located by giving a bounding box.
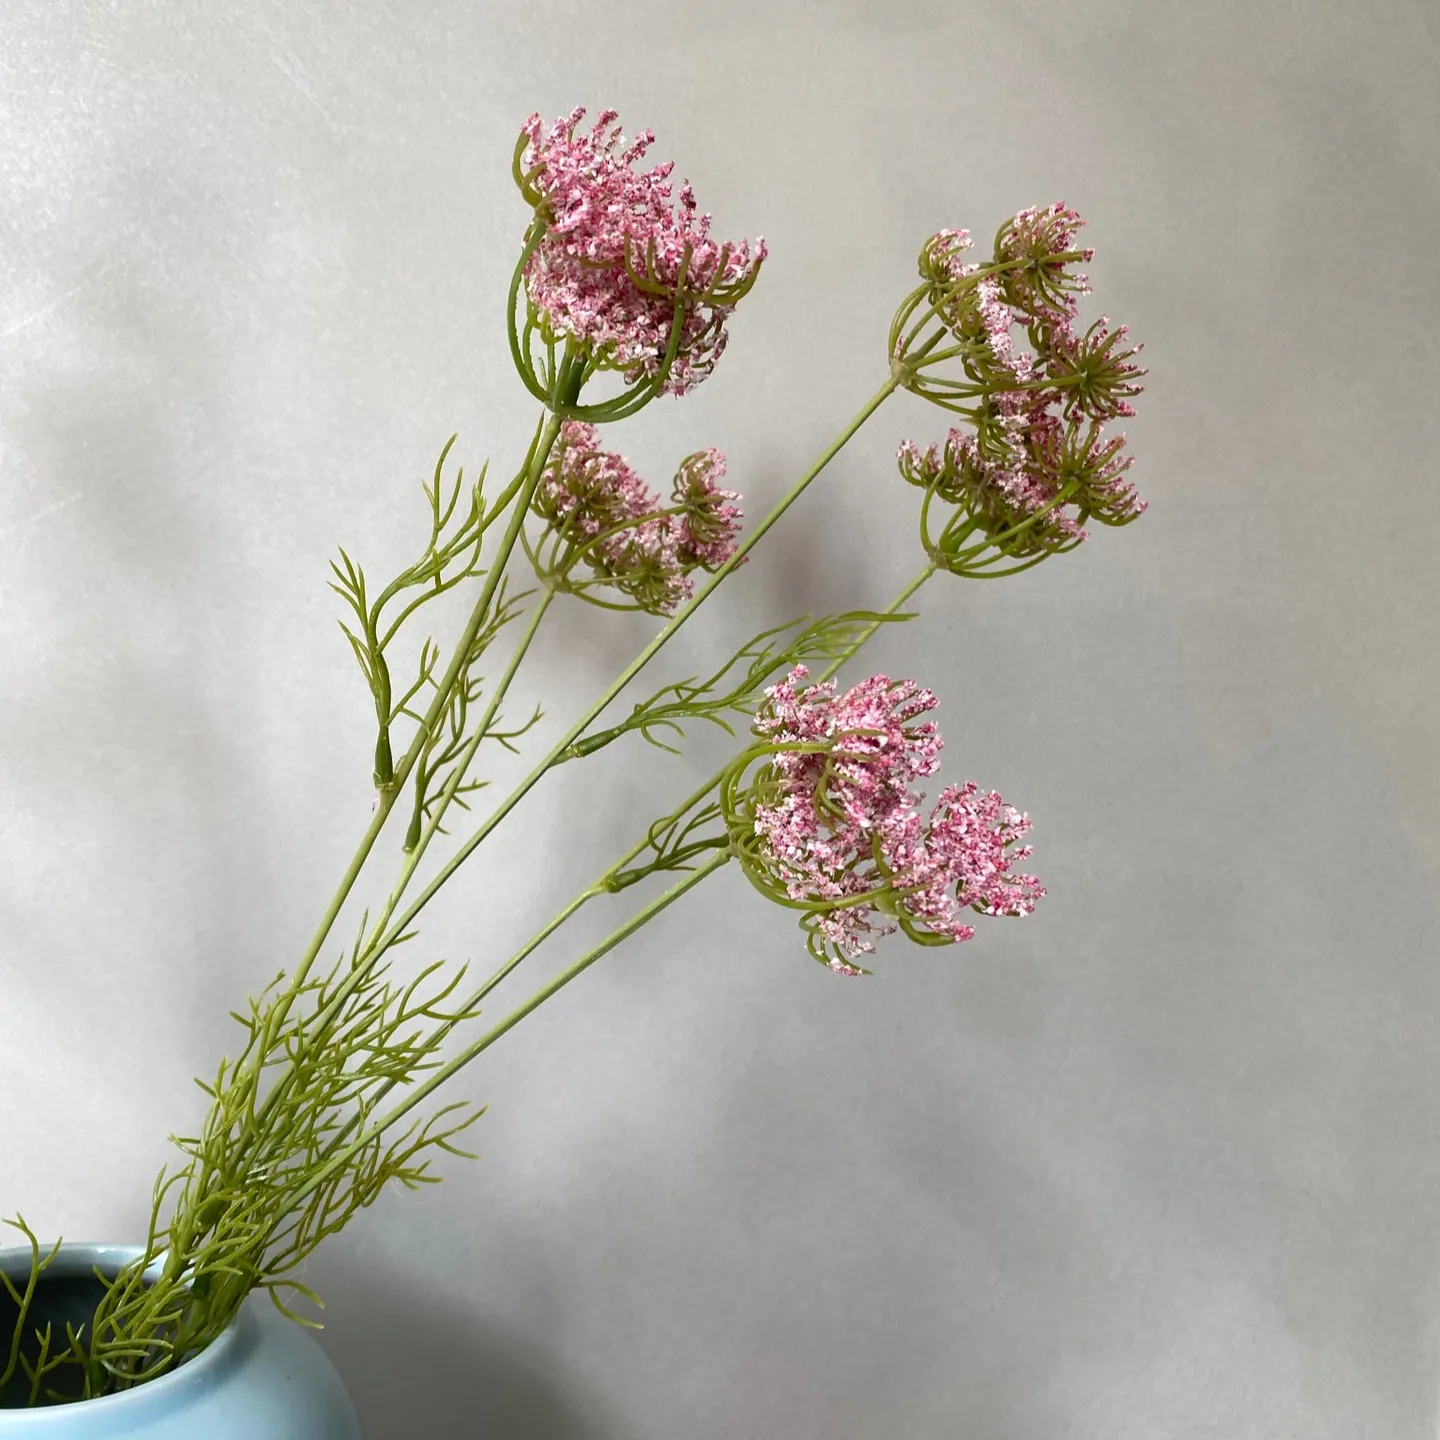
[2,928,484,1403]
[329,435,490,789]
[0,1219,69,1407]
[602,793,729,893]
[397,576,543,852]
[561,609,911,763]
[328,433,551,851]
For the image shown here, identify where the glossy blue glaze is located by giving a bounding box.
[0,1245,363,1438]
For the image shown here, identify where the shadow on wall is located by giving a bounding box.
[313,1260,615,1440]
[0,143,272,1037]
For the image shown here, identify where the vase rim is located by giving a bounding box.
[0,1242,246,1427]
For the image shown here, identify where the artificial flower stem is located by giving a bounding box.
[399,582,556,861]
[257,583,562,1129]
[220,414,573,1184]
[280,412,564,996]
[284,851,733,1211]
[379,772,728,1074]
[292,879,602,1170]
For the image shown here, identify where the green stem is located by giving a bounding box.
[200,407,575,1235]
[396,581,555,896]
[280,412,563,1002]
[402,582,555,856]
[258,582,561,1129]
[284,852,733,1210]
[370,653,395,790]
[274,875,598,1210]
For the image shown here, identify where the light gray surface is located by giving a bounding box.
[3,2,1438,1436]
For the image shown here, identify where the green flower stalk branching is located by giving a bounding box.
[3,109,1147,1409]
[329,434,491,795]
[558,609,911,762]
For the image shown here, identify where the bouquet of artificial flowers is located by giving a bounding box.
[1,106,1145,1408]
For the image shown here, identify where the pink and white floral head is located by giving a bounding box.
[670,448,743,571]
[1041,315,1147,422]
[910,226,1028,381]
[530,422,743,615]
[993,202,1095,328]
[514,108,766,406]
[900,203,1139,387]
[893,203,1147,576]
[722,666,1043,973]
[896,409,1143,572]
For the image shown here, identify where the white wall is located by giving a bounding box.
[3,1,1438,1435]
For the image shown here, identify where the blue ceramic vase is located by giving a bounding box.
[0,1244,363,1438]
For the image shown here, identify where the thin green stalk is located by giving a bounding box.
[361,374,900,959]
[399,582,556,870]
[211,409,573,1207]
[272,881,599,1206]
[277,413,562,1001]
[284,852,733,1210]
[243,584,561,1152]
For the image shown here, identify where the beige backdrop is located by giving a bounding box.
[3,1,1439,1435]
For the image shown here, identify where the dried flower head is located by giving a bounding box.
[726,667,1043,971]
[517,108,766,398]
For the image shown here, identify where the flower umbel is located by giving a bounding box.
[530,422,744,615]
[917,227,975,287]
[1042,316,1147,422]
[893,203,1147,576]
[994,202,1094,326]
[671,447,743,570]
[723,667,1044,972]
[517,108,767,400]
[1027,413,1145,524]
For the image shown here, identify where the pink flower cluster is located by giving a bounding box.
[519,109,766,397]
[995,203,1094,326]
[534,422,742,615]
[671,447,743,569]
[918,227,976,284]
[919,207,1094,352]
[900,204,1147,551]
[747,667,1043,972]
